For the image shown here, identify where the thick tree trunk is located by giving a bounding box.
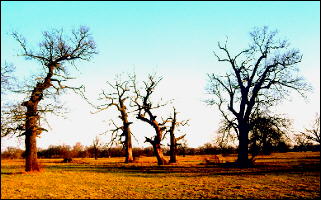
[120,106,134,163]
[94,148,98,160]
[145,130,167,165]
[23,65,54,172]
[25,132,39,171]
[153,143,167,165]
[125,128,134,163]
[24,104,40,172]
[153,128,167,165]
[169,133,177,163]
[237,122,250,167]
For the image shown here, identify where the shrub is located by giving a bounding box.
[1,147,24,159]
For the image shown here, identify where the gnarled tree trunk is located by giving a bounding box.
[119,103,134,163]
[146,135,167,165]
[23,65,55,171]
[154,143,167,165]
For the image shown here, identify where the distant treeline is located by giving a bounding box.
[2,142,319,160]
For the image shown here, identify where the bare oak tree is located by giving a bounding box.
[92,136,101,160]
[89,76,134,163]
[131,73,169,165]
[206,26,310,167]
[11,26,97,171]
[166,107,188,163]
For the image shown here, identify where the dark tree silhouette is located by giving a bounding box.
[249,111,291,157]
[294,133,313,151]
[131,73,170,165]
[89,75,134,163]
[166,107,188,163]
[11,26,97,171]
[206,26,310,167]
[92,136,101,160]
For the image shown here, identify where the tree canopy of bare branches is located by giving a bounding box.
[11,26,97,171]
[131,73,171,165]
[1,62,16,94]
[300,113,320,145]
[1,63,22,138]
[206,26,311,167]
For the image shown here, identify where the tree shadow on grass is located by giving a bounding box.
[1,171,25,175]
[41,160,320,178]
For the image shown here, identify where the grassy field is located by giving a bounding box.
[1,152,320,199]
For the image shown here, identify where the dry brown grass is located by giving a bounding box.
[1,152,320,199]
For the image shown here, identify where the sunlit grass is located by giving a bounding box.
[1,152,320,199]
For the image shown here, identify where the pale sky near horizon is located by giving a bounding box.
[1,1,320,151]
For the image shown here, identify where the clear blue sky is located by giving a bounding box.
[1,1,320,150]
